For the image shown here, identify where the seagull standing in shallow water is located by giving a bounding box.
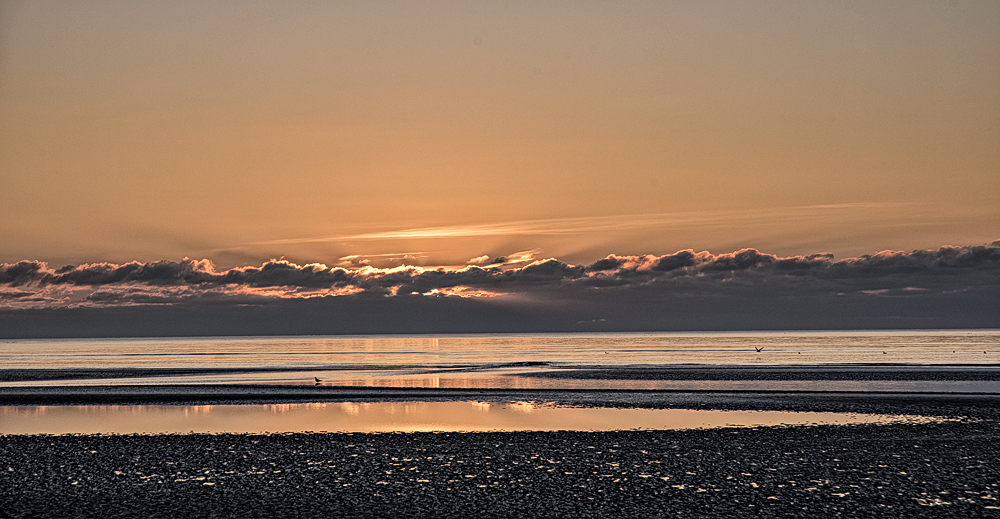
[314,377,322,384]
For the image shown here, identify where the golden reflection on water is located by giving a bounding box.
[0,402,940,435]
[3,332,1000,394]
[2,331,999,370]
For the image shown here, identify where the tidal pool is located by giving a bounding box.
[0,402,942,435]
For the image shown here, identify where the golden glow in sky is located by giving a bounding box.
[1,1,997,268]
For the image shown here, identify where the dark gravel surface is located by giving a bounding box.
[2,421,999,518]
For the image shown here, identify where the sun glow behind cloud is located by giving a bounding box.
[227,285,364,300]
[420,286,504,298]
[212,202,1000,271]
[251,204,906,245]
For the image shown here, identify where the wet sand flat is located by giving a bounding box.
[524,365,1000,381]
[5,364,1000,384]
[6,364,1000,398]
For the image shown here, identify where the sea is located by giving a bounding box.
[1,330,998,434]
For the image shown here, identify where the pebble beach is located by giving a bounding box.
[3,419,999,518]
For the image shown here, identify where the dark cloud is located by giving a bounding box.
[585,257,624,272]
[700,248,777,272]
[0,289,37,300]
[0,259,218,286]
[828,245,1000,276]
[219,261,351,288]
[509,259,585,281]
[652,250,698,271]
[0,260,48,286]
[2,242,998,316]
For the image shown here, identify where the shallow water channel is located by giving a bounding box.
[0,402,942,435]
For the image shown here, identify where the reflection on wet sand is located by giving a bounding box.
[0,402,944,435]
[7,368,1000,393]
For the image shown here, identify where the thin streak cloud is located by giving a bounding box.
[249,203,914,246]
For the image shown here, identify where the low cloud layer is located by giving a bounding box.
[2,241,999,310]
[2,242,999,336]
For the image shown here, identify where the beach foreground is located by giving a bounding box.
[2,420,999,518]
[3,350,999,517]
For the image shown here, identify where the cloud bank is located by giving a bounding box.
[2,241,998,336]
[4,242,999,304]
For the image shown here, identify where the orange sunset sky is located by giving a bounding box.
[1,1,998,270]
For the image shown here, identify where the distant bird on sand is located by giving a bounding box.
[314,377,322,384]
[883,351,887,354]
[754,346,763,352]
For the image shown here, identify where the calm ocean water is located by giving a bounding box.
[3,330,997,433]
[4,330,1000,369]
[2,330,999,389]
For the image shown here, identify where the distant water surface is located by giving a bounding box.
[4,330,999,368]
[2,330,999,392]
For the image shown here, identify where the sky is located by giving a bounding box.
[1,1,998,335]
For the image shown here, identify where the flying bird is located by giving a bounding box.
[754,346,763,352]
